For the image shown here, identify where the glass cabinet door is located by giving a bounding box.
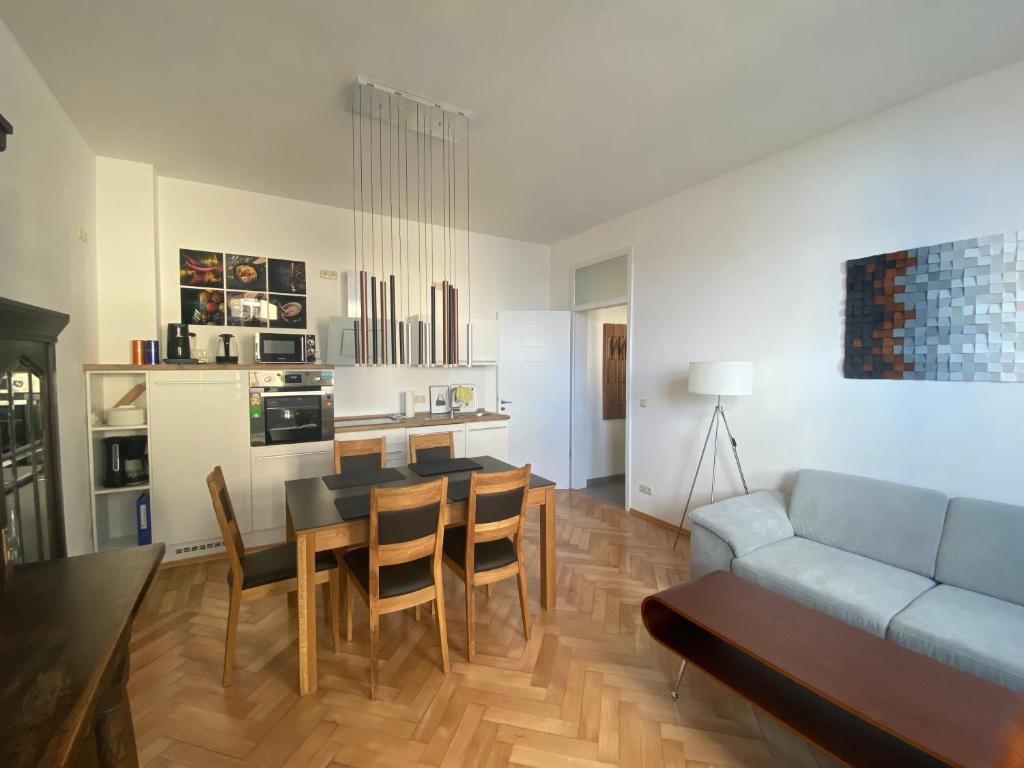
[1,362,56,564]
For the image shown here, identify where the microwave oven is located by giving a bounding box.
[254,332,317,364]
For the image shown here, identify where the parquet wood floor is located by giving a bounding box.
[128,490,824,767]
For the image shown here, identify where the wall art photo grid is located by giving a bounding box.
[845,231,1024,382]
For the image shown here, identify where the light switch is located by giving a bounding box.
[639,398,647,408]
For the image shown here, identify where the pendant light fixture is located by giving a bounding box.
[347,80,472,366]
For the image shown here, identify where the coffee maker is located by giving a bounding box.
[165,323,195,363]
[102,435,149,487]
[216,333,238,364]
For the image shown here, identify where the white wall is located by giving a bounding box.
[151,177,550,413]
[552,60,1024,522]
[573,305,627,485]
[95,157,157,360]
[0,17,97,555]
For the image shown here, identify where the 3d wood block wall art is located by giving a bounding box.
[845,231,1024,381]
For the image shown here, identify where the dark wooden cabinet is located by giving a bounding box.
[0,297,70,565]
[0,544,164,767]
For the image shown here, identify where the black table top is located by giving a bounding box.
[286,455,554,533]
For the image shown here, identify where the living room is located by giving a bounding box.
[2,2,1023,767]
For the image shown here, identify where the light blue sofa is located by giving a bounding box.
[689,469,1024,693]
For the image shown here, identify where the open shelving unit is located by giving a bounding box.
[85,369,153,553]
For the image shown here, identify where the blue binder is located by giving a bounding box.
[136,492,152,545]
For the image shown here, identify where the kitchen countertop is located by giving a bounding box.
[83,363,333,371]
[335,411,509,433]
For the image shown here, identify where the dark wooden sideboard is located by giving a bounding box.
[642,572,1024,768]
[0,544,164,767]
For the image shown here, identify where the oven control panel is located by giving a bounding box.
[248,370,333,388]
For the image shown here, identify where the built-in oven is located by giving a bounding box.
[254,332,317,364]
[249,370,334,446]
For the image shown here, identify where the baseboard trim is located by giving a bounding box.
[629,507,689,538]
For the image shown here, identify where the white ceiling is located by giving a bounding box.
[3,1,1024,244]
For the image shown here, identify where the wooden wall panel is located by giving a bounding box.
[602,323,626,420]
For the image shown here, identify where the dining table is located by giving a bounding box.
[285,455,557,695]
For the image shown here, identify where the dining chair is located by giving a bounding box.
[441,465,532,662]
[341,477,451,699]
[334,436,386,473]
[408,431,455,463]
[206,466,342,687]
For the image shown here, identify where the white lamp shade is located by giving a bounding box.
[688,361,753,396]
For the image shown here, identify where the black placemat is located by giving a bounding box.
[322,467,404,490]
[408,458,483,477]
[446,479,470,502]
[335,494,371,521]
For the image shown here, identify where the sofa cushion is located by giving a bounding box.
[733,537,935,637]
[935,497,1024,607]
[788,469,947,578]
[689,490,793,558]
[888,585,1024,693]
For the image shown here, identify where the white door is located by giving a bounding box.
[498,311,570,486]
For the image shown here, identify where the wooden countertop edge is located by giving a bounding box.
[334,412,510,432]
[83,363,334,371]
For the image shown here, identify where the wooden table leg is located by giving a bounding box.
[286,503,297,610]
[297,531,318,695]
[94,650,139,768]
[539,486,556,609]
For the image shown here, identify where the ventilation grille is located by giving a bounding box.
[172,538,224,557]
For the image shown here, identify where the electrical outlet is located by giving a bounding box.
[639,483,653,495]
[320,269,338,280]
[639,398,647,408]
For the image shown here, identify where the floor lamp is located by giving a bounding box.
[669,361,752,699]
[672,361,752,550]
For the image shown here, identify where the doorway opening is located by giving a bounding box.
[570,251,631,510]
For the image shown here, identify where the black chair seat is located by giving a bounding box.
[227,543,337,590]
[343,547,433,599]
[442,527,517,573]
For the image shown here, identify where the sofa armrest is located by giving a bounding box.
[689,490,793,559]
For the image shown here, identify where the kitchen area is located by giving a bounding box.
[85,324,510,560]
[73,89,551,563]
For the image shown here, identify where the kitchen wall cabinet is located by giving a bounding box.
[148,370,252,548]
[469,319,498,365]
[251,441,332,531]
[465,421,509,461]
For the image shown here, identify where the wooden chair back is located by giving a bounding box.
[468,464,531,546]
[409,432,454,463]
[207,466,246,585]
[334,437,386,474]
[369,478,448,596]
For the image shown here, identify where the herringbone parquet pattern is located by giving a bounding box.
[128,491,822,767]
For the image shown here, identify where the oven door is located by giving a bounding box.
[256,333,305,363]
[252,390,326,446]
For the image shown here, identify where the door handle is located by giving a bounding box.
[500,399,514,404]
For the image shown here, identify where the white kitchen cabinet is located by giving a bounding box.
[469,318,498,365]
[405,423,467,458]
[465,421,509,462]
[148,370,252,546]
[251,441,333,531]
